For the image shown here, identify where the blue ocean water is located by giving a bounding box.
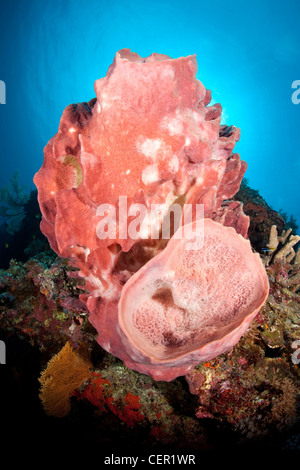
[0,0,299,226]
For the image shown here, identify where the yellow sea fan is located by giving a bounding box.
[39,342,92,417]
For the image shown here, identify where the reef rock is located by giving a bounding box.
[34,49,268,380]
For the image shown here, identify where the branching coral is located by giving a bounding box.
[266,225,300,264]
[264,225,300,292]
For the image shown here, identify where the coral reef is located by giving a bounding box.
[1,49,298,452]
[265,225,300,265]
[185,224,300,440]
[0,254,92,353]
[33,49,268,380]
[234,178,287,252]
[73,363,206,450]
[0,218,299,451]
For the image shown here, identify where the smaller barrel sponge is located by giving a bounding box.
[117,219,269,380]
[34,49,269,381]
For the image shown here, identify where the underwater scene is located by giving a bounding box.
[0,0,299,461]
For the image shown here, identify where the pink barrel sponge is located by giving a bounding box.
[117,219,269,380]
[34,49,269,381]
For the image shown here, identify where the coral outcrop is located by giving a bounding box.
[234,179,287,252]
[0,224,299,450]
[34,49,267,380]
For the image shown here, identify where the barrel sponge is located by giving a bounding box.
[33,49,268,381]
[117,219,269,380]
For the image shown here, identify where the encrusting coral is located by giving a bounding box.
[0,254,91,351]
